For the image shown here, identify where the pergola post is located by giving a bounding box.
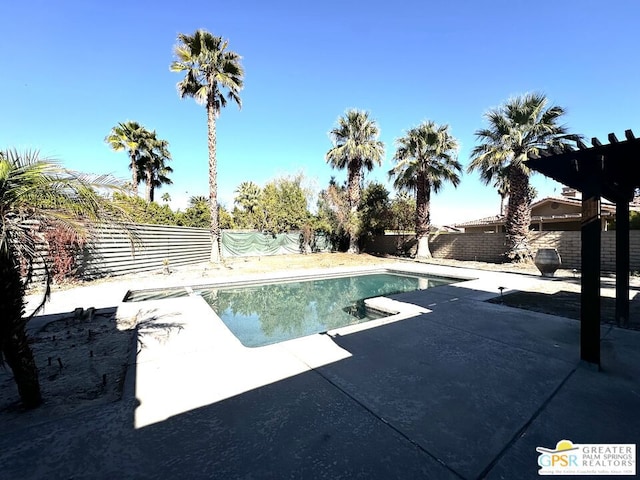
[616,199,630,327]
[526,130,640,366]
[581,186,601,366]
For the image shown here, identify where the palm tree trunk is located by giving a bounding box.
[505,165,532,261]
[346,160,362,254]
[0,250,42,409]
[415,172,432,260]
[207,94,221,263]
[145,169,153,203]
[130,152,139,196]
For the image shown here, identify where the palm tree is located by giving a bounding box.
[468,93,577,261]
[171,29,244,263]
[161,192,171,204]
[138,135,173,202]
[234,181,261,213]
[0,149,129,408]
[389,121,461,260]
[495,169,510,216]
[105,121,153,195]
[189,195,208,208]
[326,109,385,253]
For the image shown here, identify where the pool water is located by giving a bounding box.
[195,272,459,347]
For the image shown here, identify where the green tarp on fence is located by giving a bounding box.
[221,231,332,257]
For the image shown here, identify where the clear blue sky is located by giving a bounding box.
[1,0,639,225]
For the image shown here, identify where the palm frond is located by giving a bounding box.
[171,29,244,113]
[390,120,461,194]
[468,92,581,184]
[1,149,134,282]
[326,109,385,172]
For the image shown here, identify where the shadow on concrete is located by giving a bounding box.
[2,283,640,479]
[490,290,640,329]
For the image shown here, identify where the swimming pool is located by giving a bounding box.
[124,271,462,347]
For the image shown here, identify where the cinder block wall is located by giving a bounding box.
[366,231,640,271]
[528,231,640,271]
[428,232,506,263]
[528,232,581,268]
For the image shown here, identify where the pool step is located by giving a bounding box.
[364,297,429,316]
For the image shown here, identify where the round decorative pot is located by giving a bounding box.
[534,248,562,277]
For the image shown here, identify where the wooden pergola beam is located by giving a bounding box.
[527,130,640,367]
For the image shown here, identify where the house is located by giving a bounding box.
[457,187,639,233]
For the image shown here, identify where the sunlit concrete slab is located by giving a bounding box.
[130,296,316,428]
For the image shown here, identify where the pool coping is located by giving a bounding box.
[122,262,543,428]
[122,266,476,349]
[122,266,477,301]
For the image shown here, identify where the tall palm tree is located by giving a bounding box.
[326,109,385,253]
[389,121,461,259]
[171,29,244,263]
[105,121,153,195]
[468,93,577,261]
[234,181,261,213]
[0,149,129,408]
[138,135,173,202]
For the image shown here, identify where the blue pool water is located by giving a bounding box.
[195,272,460,347]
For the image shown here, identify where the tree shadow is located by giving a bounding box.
[489,289,640,329]
[1,305,184,433]
[1,307,133,429]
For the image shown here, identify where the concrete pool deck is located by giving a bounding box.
[3,262,640,479]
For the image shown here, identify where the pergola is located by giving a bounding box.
[527,130,640,366]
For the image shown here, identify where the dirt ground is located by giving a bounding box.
[3,252,638,428]
[1,308,135,432]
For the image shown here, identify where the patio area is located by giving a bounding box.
[2,260,638,479]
